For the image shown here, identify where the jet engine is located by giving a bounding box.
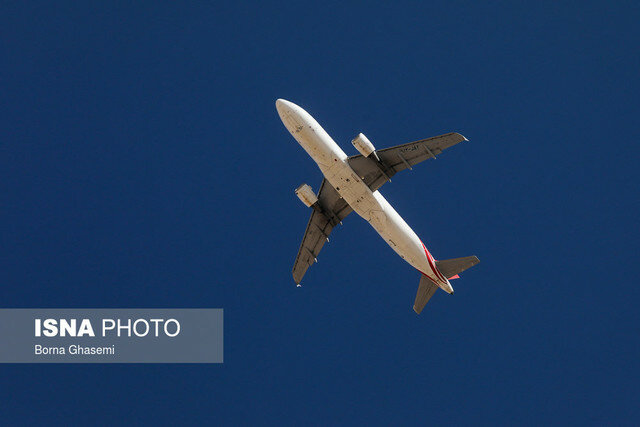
[351,133,380,160]
[295,183,318,207]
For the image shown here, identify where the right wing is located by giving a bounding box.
[348,132,467,192]
[292,179,352,285]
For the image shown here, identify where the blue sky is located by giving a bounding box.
[1,1,639,424]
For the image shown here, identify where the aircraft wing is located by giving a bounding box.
[292,179,352,285]
[348,132,467,192]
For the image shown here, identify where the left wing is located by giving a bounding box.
[348,132,467,192]
[292,179,352,285]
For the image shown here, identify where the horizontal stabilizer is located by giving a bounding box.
[413,275,439,314]
[436,256,480,280]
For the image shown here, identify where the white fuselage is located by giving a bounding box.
[277,99,453,293]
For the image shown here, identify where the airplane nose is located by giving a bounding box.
[276,99,304,130]
[276,98,293,114]
[276,98,307,134]
[276,98,291,111]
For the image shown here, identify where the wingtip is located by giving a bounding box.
[452,132,469,142]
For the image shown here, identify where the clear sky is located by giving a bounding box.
[1,1,639,424]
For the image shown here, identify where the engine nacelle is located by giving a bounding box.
[351,133,377,159]
[295,183,318,207]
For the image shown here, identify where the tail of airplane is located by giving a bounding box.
[413,255,480,314]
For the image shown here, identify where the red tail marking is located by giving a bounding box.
[420,242,447,282]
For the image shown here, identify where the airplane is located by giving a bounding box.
[276,99,479,313]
